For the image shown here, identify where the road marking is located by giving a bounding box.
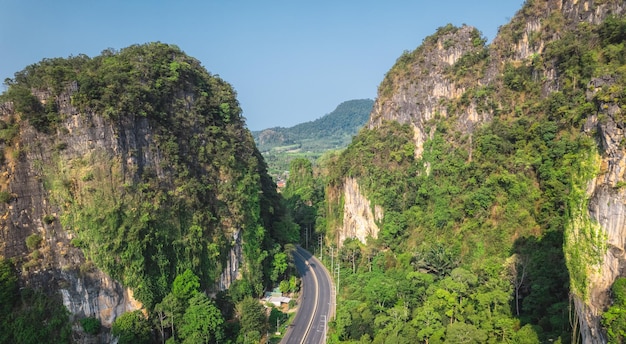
[317,315,326,332]
[294,249,320,344]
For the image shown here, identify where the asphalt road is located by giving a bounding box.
[281,246,333,344]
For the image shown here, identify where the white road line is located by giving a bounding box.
[295,249,320,344]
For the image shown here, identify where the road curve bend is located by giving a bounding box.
[281,246,333,344]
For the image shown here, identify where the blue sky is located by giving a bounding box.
[1,1,523,130]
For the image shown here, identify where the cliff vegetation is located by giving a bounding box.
[313,1,626,343]
[0,42,298,343]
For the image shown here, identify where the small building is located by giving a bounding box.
[264,287,291,307]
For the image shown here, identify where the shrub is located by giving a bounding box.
[43,214,56,224]
[55,142,67,151]
[0,191,11,203]
[111,310,151,344]
[0,122,19,143]
[80,317,101,335]
[81,172,94,182]
[25,234,42,250]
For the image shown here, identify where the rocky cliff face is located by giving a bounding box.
[339,178,382,246]
[0,94,145,339]
[370,25,488,159]
[502,2,626,342]
[0,43,277,342]
[336,0,626,341]
[333,25,487,245]
[571,75,626,343]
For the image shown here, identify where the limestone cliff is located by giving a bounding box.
[0,43,283,341]
[0,96,144,339]
[569,74,626,343]
[339,178,382,246]
[370,24,488,158]
[333,0,626,342]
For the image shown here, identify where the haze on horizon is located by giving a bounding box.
[0,0,523,131]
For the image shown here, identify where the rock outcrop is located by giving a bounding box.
[335,0,626,341]
[370,25,488,159]
[339,178,382,246]
[0,96,146,340]
[571,74,626,343]
[0,43,278,342]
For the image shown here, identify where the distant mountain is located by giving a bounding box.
[252,99,373,176]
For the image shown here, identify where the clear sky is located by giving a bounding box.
[1,1,524,131]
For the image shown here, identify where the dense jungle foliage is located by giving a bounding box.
[2,3,626,344]
[0,42,299,343]
[0,259,71,343]
[253,99,373,178]
[312,11,626,344]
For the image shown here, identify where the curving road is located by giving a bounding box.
[281,246,333,344]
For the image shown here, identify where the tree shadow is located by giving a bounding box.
[510,230,577,343]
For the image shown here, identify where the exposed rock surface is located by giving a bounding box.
[0,45,270,342]
[218,229,242,291]
[574,75,626,343]
[337,1,626,342]
[339,178,382,247]
[0,95,144,340]
[370,25,486,159]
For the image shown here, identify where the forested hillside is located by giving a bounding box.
[3,0,626,343]
[301,1,626,343]
[0,43,298,343]
[252,99,373,177]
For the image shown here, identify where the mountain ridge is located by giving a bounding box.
[253,98,373,150]
[319,0,626,343]
[252,98,373,177]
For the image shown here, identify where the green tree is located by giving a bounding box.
[268,307,287,335]
[380,211,407,248]
[112,310,151,344]
[412,243,459,278]
[341,238,362,274]
[603,306,626,344]
[289,275,299,293]
[283,158,315,203]
[363,272,397,311]
[229,279,254,304]
[0,259,17,314]
[7,288,71,344]
[283,158,320,247]
[279,280,290,294]
[611,277,626,305]
[180,292,224,344]
[271,252,288,283]
[271,219,300,246]
[155,292,185,341]
[602,277,626,343]
[512,324,541,343]
[412,303,445,342]
[237,296,268,343]
[172,269,201,303]
[80,317,101,335]
[445,322,487,344]
[3,86,49,132]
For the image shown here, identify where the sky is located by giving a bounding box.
[0,1,524,131]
